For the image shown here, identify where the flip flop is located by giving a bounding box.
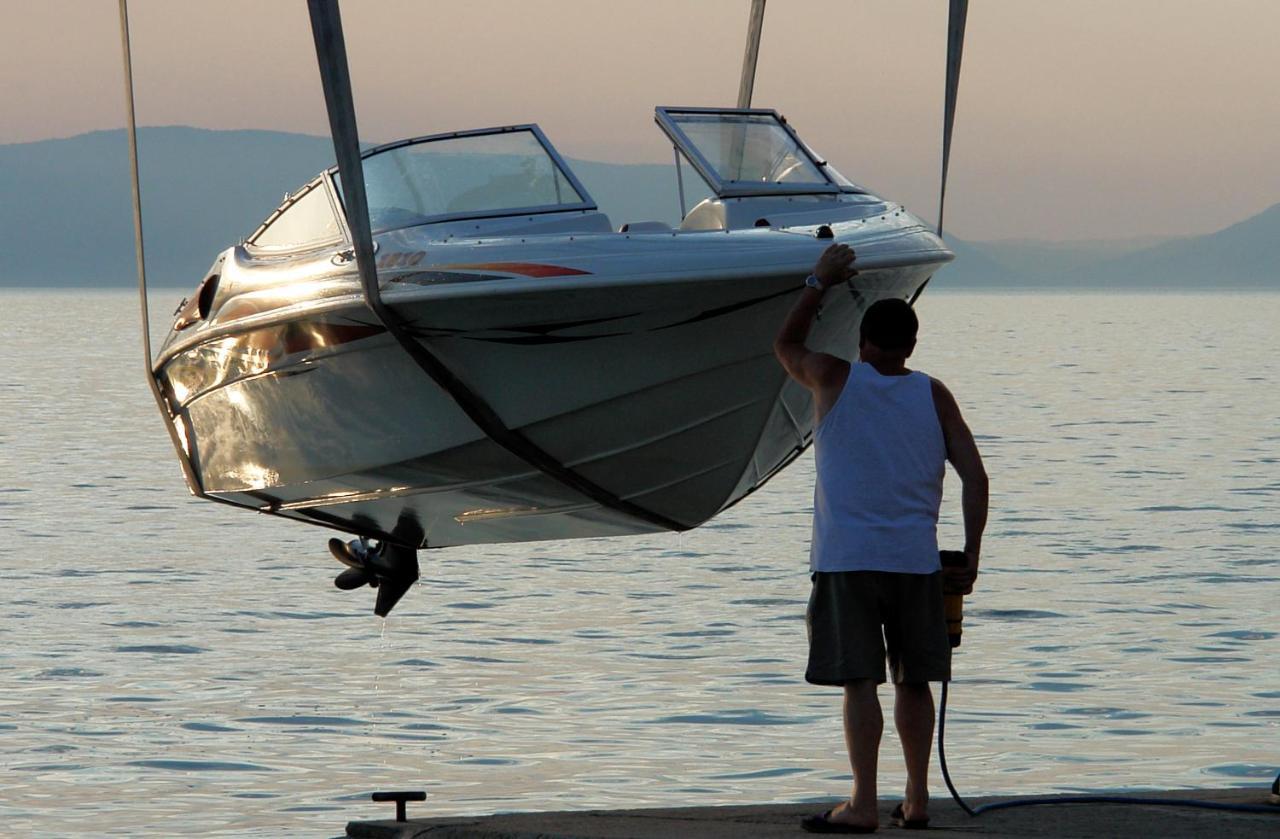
[800,808,877,834]
[890,803,930,830]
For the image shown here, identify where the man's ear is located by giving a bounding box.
[903,338,917,359]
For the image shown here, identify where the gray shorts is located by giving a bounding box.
[806,570,951,686]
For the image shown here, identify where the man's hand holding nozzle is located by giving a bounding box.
[943,547,979,596]
[814,243,858,288]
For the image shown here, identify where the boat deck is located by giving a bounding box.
[345,787,1277,838]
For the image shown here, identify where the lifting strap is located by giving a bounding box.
[306,0,689,535]
[938,0,969,239]
[911,0,968,306]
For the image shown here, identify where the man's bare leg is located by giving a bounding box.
[894,681,934,822]
[831,678,881,829]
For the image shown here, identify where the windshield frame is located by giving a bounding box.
[246,175,347,252]
[329,124,598,231]
[655,106,859,198]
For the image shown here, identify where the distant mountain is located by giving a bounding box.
[1070,203,1280,288]
[939,210,1280,289]
[1,127,1275,289]
[931,236,1014,288]
[0,128,337,287]
[0,127,684,287]
[969,236,1174,280]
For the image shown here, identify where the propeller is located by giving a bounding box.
[330,538,377,589]
[328,537,419,616]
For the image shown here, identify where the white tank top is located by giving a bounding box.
[810,362,946,573]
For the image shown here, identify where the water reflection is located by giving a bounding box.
[0,290,1276,834]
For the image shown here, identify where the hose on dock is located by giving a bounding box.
[937,680,1280,817]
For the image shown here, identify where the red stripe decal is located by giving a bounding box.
[442,262,591,278]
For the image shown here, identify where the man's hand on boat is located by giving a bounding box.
[814,243,858,288]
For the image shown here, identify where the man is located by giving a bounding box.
[774,243,988,834]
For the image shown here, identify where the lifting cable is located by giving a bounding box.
[118,0,206,497]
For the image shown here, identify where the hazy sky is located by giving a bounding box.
[5,0,1277,241]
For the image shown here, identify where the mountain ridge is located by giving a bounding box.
[1,127,1274,289]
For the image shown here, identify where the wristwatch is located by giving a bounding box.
[804,274,824,290]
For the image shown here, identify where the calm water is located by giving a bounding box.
[1,289,1277,836]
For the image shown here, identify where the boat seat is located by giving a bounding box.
[678,198,727,231]
[618,221,672,233]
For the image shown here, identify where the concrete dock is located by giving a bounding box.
[347,787,1277,838]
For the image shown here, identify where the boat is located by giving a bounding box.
[154,108,951,551]
[120,0,967,614]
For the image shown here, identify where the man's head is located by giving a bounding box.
[858,298,918,362]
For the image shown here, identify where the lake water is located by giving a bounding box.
[1,289,1276,836]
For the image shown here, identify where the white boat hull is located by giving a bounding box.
[158,215,948,547]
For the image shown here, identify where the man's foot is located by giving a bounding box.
[890,802,929,830]
[800,799,877,834]
[896,780,930,828]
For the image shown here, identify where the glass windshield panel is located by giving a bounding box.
[670,112,827,187]
[350,130,585,232]
[252,184,342,248]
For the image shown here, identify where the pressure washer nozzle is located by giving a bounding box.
[944,592,964,648]
[940,549,968,648]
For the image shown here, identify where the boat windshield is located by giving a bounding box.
[337,126,594,233]
[656,108,844,197]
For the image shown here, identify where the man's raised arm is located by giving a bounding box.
[773,244,857,390]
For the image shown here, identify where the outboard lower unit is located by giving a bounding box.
[328,537,420,617]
